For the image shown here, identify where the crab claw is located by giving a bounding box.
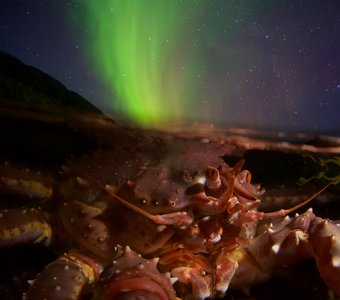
[97,246,176,300]
[309,218,340,296]
[159,245,212,299]
[171,267,211,300]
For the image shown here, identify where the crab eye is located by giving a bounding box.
[205,166,222,191]
[246,172,251,183]
[238,170,251,184]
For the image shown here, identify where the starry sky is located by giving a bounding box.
[1,0,339,134]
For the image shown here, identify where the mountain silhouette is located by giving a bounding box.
[0,50,101,114]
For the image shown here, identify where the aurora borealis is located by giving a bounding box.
[79,0,205,126]
[1,1,340,133]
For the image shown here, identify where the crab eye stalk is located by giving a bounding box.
[205,166,221,190]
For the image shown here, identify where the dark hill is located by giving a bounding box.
[0,50,101,114]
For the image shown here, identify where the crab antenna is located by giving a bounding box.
[105,185,192,227]
[260,181,333,220]
[105,184,155,219]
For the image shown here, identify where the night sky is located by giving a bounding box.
[1,1,339,134]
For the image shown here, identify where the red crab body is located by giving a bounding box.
[0,110,340,299]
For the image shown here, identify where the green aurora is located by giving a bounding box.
[80,0,205,126]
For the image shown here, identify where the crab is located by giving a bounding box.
[0,111,340,300]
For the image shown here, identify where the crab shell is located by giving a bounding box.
[61,134,235,214]
[56,134,238,257]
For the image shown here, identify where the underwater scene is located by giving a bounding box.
[0,1,339,299]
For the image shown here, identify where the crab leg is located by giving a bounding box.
[215,211,313,294]
[227,181,333,226]
[0,164,53,199]
[24,251,101,300]
[96,246,177,300]
[309,217,340,296]
[0,207,52,247]
[216,208,340,297]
